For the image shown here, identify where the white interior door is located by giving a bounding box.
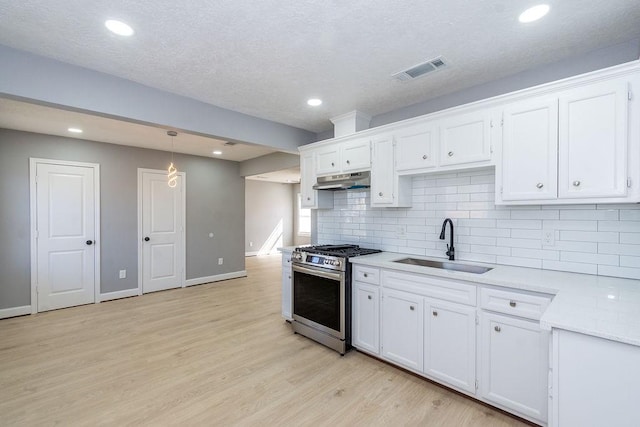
[140,170,185,294]
[33,161,99,312]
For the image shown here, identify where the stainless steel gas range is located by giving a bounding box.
[291,244,381,355]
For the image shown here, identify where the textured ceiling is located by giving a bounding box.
[0,1,640,134]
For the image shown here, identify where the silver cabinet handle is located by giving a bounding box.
[410,305,415,311]
[306,197,310,201]
[494,326,501,332]
[363,273,368,278]
[422,154,428,160]
[509,300,517,308]
[346,160,350,164]
[448,151,454,157]
[367,295,372,300]
[432,311,438,317]
[536,183,544,189]
[573,180,581,187]
[379,192,383,196]
[288,275,291,279]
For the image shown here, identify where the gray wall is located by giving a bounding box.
[245,180,294,253]
[0,44,315,152]
[314,38,640,141]
[0,129,245,309]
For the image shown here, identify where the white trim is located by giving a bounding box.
[99,288,139,302]
[184,270,247,287]
[0,306,32,320]
[137,168,187,295]
[245,251,259,257]
[29,158,101,314]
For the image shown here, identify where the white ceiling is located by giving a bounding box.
[0,1,639,135]
[0,97,276,162]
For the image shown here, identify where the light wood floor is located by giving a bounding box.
[0,255,530,426]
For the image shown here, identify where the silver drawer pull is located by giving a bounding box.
[306,197,310,201]
[410,305,415,311]
[573,180,581,187]
[331,162,335,167]
[448,151,454,157]
[509,300,517,308]
[536,183,544,189]
[494,326,501,332]
[367,295,372,300]
[432,311,438,317]
[346,160,350,164]
[379,192,383,196]
[363,273,368,278]
[422,154,428,160]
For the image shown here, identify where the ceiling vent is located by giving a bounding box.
[392,56,449,82]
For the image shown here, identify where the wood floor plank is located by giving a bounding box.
[0,255,530,426]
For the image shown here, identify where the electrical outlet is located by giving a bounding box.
[397,225,407,237]
[209,232,214,238]
[542,229,555,246]
[119,269,126,279]
[249,241,253,247]
[218,257,223,265]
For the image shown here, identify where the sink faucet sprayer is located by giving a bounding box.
[439,218,455,260]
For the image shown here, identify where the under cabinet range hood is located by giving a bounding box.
[313,171,371,190]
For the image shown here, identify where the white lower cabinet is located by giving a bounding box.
[281,251,293,320]
[352,282,380,354]
[381,288,423,372]
[480,311,549,423]
[424,299,476,394]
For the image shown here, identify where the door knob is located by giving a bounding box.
[433,311,438,316]
[144,237,150,242]
[86,240,93,245]
[494,326,501,332]
[422,154,428,159]
[346,160,350,164]
[573,180,581,187]
[409,305,415,311]
[448,151,454,157]
[378,192,383,196]
[368,295,372,300]
[536,183,544,189]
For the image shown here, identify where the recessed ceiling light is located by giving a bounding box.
[212,150,222,155]
[68,127,83,133]
[105,19,134,36]
[519,4,550,23]
[307,98,322,107]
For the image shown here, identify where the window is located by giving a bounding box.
[298,193,311,236]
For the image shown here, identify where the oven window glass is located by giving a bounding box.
[293,271,341,332]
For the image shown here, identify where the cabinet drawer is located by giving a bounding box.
[382,270,476,306]
[480,288,552,320]
[282,254,292,268]
[353,265,380,285]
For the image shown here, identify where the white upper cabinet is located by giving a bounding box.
[497,76,634,205]
[558,79,628,199]
[300,152,333,209]
[315,138,371,176]
[395,123,438,172]
[371,135,412,207]
[440,109,492,167]
[499,97,559,201]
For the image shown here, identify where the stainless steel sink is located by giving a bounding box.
[393,258,493,274]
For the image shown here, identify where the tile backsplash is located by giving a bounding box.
[316,168,640,280]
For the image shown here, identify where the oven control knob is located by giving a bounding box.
[334,260,341,267]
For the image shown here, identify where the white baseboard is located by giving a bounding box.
[0,305,31,320]
[99,288,139,302]
[185,270,247,287]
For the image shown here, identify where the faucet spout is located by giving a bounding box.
[439,218,455,260]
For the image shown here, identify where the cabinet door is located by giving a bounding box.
[480,312,549,423]
[371,136,394,205]
[558,79,628,199]
[353,282,380,354]
[395,123,437,171]
[281,254,292,320]
[342,138,371,172]
[381,289,423,371]
[440,110,492,166]
[300,152,333,209]
[501,97,558,201]
[315,144,341,175]
[424,299,476,394]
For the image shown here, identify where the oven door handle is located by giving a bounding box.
[292,264,343,281]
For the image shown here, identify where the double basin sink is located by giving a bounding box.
[394,258,493,274]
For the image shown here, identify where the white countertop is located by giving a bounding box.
[277,246,297,253]
[350,252,640,347]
